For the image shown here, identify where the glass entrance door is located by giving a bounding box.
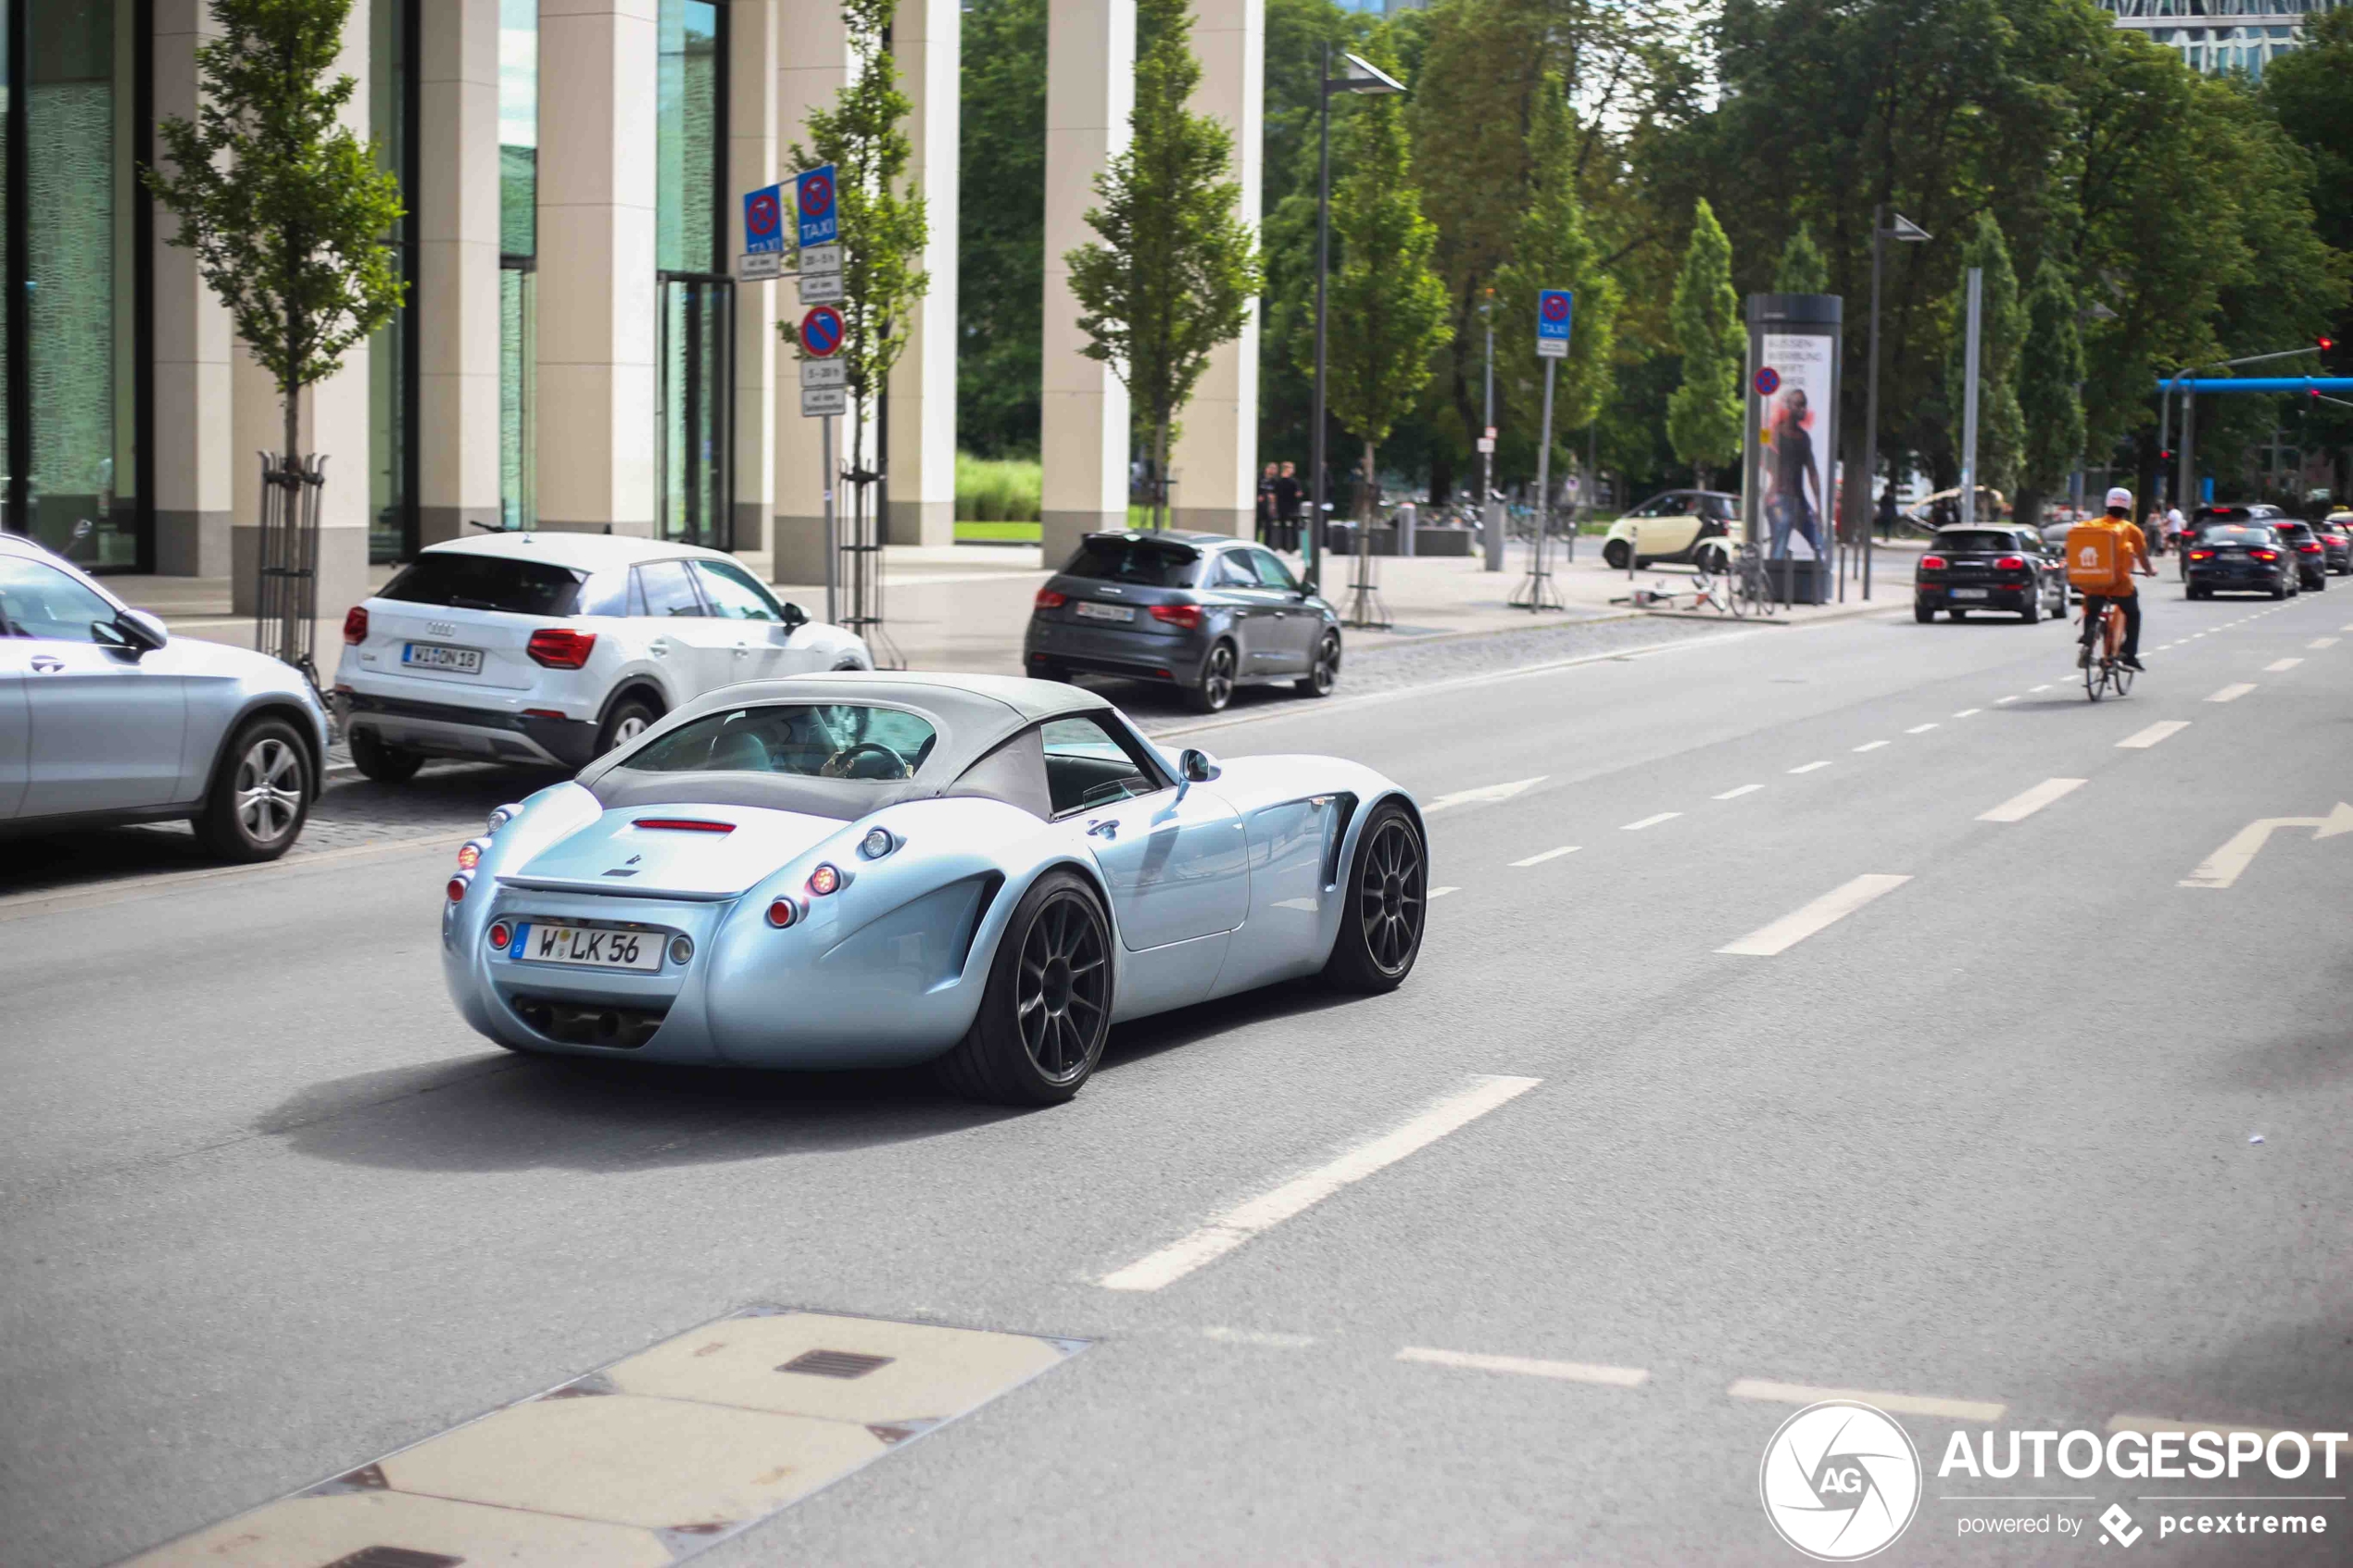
[657,274,730,549]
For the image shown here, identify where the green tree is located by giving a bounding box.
[1774,222,1828,294]
[785,0,929,478]
[1301,29,1450,523]
[2015,260,2083,529]
[144,0,405,475]
[958,0,1047,457]
[1491,73,1618,472]
[1667,198,1742,488]
[1066,0,1264,530]
[1944,212,2024,497]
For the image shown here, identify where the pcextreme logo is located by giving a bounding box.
[1759,1400,1922,1561]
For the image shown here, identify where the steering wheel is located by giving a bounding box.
[820,741,910,780]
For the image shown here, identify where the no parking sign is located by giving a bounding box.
[797,164,838,247]
[742,184,784,254]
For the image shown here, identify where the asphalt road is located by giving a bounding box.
[6,587,2351,1565]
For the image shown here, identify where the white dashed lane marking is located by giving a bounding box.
[1994,695,2020,704]
[1729,1378,2007,1423]
[1953,708,1982,718]
[1718,874,1911,958]
[1715,784,1764,800]
[1509,846,1579,867]
[1852,740,1889,753]
[1100,1076,1541,1292]
[1422,776,1547,814]
[2117,721,2189,749]
[1978,778,2088,823]
[2264,658,2303,672]
[2309,637,2339,649]
[1621,812,1681,831]
[1428,885,1460,899]
[2029,684,2054,693]
[1787,760,1832,775]
[1906,722,1939,734]
[1398,1347,1649,1388]
[2207,683,2257,703]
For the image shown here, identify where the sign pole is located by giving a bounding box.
[1515,289,1571,611]
[822,414,837,626]
[1960,267,1982,529]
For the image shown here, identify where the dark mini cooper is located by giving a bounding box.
[2184,524,2296,599]
[1913,526,2068,623]
[1024,532,1342,713]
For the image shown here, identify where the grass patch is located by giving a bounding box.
[954,520,1041,544]
[955,453,1041,522]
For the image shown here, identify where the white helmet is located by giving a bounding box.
[2105,485,2133,510]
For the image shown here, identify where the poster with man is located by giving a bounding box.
[1755,333,1836,562]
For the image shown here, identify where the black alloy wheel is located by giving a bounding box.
[1323,801,1427,993]
[1189,641,1238,713]
[937,871,1114,1105]
[1296,630,1340,696]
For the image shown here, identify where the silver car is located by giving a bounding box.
[0,533,331,861]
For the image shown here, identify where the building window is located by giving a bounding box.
[655,0,729,548]
[498,0,535,529]
[3,0,148,571]
[369,0,418,563]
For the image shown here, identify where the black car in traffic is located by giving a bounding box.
[2184,524,2296,599]
[1914,526,2069,623]
[2309,515,2352,575]
[2274,521,2330,591]
[1024,531,1342,713]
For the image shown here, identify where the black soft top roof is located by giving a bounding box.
[574,671,1116,820]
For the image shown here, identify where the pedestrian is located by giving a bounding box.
[1274,461,1303,552]
[1256,463,1279,546]
[2144,505,2168,558]
[1876,482,1898,542]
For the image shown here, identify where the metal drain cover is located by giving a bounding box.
[779,1348,895,1380]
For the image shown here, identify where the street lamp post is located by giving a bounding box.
[1308,44,1406,595]
[1860,207,1929,599]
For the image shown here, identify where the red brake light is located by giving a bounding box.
[2250,548,2279,562]
[488,921,512,950]
[1919,555,1946,571]
[1034,588,1067,610]
[446,874,470,902]
[526,628,598,669]
[1150,603,1204,631]
[2298,542,2322,553]
[2189,549,2214,561]
[632,817,733,834]
[1995,556,2026,571]
[766,897,799,928]
[343,605,369,645]
[808,863,842,897]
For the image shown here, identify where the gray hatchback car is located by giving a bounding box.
[0,533,332,860]
[1023,532,1342,712]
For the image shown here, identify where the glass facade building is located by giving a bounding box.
[657,0,730,549]
[2098,0,2347,76]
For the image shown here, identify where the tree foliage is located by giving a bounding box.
[1774,223,1828,295]
[1491,72,1618,456]
[1944,213,2024,495]
[145,0,405,461]
[1066,0,1264,529]
[1666,199,1742,486]
[2015,259,2083,526]
[958,0,1047,458]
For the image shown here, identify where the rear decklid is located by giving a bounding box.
[361,550,600,691]
[1036,534,1205,627]
[498,805,839,899]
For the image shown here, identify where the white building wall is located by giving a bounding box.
[1169,0,1263,540]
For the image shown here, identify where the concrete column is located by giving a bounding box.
[729,0,778,557]
[534,0,659,535]
[1168,0,1261,540]
[232,0,372,617]
[772,1,850,584]
[150,0,233,577]
[882,0,956,547]
[416,0,503,548]
[1040,0,1135,563]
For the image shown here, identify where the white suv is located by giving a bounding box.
[333,533,869,781]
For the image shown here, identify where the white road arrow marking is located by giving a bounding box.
[2180,803,2353,889]
[1422,776,1546,814]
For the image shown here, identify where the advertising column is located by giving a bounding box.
[1743,294,1842,606]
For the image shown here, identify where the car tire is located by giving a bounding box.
[597,691,663,755]
[348,727,423,784]
[1187,641,1238,713]
[1602,538,1630,571]
[1914,602,1934,624]
[1949,609,1968,621]
[1323,799,1428,994]
[1030,660,1072,683]
[934,869,1113,1106]
[2272,583,2289,600]
[2020,593,2040,624]
[192,716,311,863]
[1295,630,1340,696]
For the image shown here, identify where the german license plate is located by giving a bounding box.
[403,642,484,673]
[1075,601,1135,622]
[511,923,663,971]
[1950,588,1989,600]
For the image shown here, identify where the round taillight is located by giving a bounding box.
[859,827,895,860]
[766,897,798,927]
[446,874,471,902]
[456,839,484,871]
[808,863,842,897]
[488,921,512,950]
[668,935,694,965]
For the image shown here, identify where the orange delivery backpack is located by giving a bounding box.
[2064,522,2127,595]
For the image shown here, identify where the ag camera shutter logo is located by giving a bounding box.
[1759,1400,1921,1560]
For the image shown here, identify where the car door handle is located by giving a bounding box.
[733,644,749,658]
[649,640,670,657]
[1086,818,1118,839]
[31,657,64,673]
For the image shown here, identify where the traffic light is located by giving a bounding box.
[2318,333,2336,353]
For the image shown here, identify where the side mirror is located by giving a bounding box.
[105,609,169,654]
[1180,748,1219,784]
[780,602,809,631]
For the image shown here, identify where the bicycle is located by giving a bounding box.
[2081,597,2133,701]
[1728,543,1773,619]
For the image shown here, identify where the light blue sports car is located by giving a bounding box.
[441,672,1428,1103]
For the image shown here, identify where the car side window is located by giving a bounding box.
[631,559,705,618]
[0,557,120,643]
[690,558,786,622]
[575,571,629,617]
[1041,715,1161,816]
[1211,552,1257,590]
[1246,548,1299,592]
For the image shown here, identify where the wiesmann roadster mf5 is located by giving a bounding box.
[441,673,1428,1103]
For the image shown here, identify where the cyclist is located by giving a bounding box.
[2074,485,2156,671]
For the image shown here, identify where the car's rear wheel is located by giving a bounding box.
[1323,800,1427,994]
[1602,538,1630,571]
[936,869,1113,1106]
[2020,592,2040,624]
[1030,659,1072,683]
[1187,641,1238,713]
[1913,602,1934,624]
[1295,630,1340,696]
[1948,609,1968,621]
[193,717,310,863]
[348,727,423,784]
[597,691,662,755]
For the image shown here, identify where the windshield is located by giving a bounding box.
[1061,537,1202,587]
[381,552,585,616]
[623,704,938,781]
[2196,526,2276,545]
